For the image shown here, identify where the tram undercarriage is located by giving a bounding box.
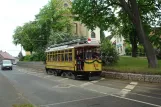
[45,68,102,80]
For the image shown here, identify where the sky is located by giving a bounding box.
[0,0,49,57]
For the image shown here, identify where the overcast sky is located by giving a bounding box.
[0,0,49,57]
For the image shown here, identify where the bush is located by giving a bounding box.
[22,52,46,61]
[156,48,161,60]
[23,55,32,61]
[101,39,119,65]
[137,45,145,56]
[125,46,132,56]
[30,52,46,61]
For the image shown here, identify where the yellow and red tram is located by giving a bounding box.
[45,39,102,80]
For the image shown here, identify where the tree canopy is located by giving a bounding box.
[72,0,161,68]
[13,0,74,54]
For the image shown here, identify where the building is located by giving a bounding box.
[110,36,126,55]
[63,0,100,42]
[26,51,31,56]
[0,51,16,64]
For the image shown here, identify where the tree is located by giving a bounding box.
[18,51,23,59]
[101,39,119,65]
[13,26,34,54]
[34,0,73,50]
[72,0,161,68]
[13,0,74,54]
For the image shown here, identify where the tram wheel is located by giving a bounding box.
[61,72,67,78]
[53,70,58,76]
[48,69,53,75]
[68,72,77,80]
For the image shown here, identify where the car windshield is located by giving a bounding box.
[3,60,11,64]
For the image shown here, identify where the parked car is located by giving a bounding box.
[1,60,12,70]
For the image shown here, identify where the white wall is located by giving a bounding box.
[88,27,100,43]
[115,36,125,55]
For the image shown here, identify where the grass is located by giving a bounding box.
[103,56,161,75]
[12,104,34,107]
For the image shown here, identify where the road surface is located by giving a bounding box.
[0,66,161,107]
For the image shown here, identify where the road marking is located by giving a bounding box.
[100,78,105,80]
[120,82,138,97]
[130,82,138,85]
[52,84,74,89]
[88,89,107,95]
[80,82,93,87]
[125,85,136,90]
[119,89,131,97]
[57,78,69,82]
[111,94,161,107]
[91,80,99,83]
[130,92,161,100]
[39,95,108,107]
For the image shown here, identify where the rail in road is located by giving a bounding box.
[0,65,161,107]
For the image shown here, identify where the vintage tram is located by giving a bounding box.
[45,38,102,80]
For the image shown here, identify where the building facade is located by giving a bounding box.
[0,51,16,64]
[111,36,126,55]
[64,0,100,42]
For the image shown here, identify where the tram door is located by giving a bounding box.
[75,48,84,71]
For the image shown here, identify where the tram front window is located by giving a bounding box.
[85,47,100,60]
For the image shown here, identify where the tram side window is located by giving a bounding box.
[55,54,58,61]
[65,53,68,61]
[58,54,60,61]
[69,53,72,61]
[60,51,64,61]
[51,52,54,61]
[62,54,64,61]
[53,52,56,61]
[48,53,50,61]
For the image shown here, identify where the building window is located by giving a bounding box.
[91,31,96,38]
[64,3,68,7]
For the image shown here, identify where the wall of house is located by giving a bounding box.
[72,21,100,42]
[0,55,4,63]
[115,36,125,55]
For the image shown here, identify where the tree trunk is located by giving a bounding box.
[131,36,137,57]
[100,29,105,42]
[130,29,137,57]
[129,0,158,68]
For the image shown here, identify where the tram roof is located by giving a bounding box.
[45,43,100,52]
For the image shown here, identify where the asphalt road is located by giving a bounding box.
[0,66,161,107]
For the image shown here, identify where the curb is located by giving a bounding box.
[102,71,161,83]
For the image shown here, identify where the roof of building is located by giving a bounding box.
[0,51,15,60]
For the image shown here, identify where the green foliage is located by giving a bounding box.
[23,55,32,61]
[149,27,161,48]
[125,45,132,56]
[72,0,161,67]
[13,26,34,53]
[101,39,119,65]
[13,0,73,53]
[23,52,46,61]
[125,44,146,56]
[137,45,145,56]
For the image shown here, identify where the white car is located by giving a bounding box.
[1,60,12,70]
